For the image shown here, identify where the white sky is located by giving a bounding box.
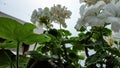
[0,0,81,36]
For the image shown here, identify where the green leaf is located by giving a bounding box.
[85,51,107,66]
[18,55,29,68]
[0,49,16,66]
[24,34,51,44]
[71,41,85,51]
[58,29,72,36]
[79,26,86,32]
[79,55,85,60]
[0,17,22,40]
[28,51,50,60]
[14,23,36,42]
[48,29,62,37]
[106,47,120,57]
[102,28,112,36]
[0,17,50,45]
[0,40,17,48]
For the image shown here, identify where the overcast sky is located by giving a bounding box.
[0,0,81,36]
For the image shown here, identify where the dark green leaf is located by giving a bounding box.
[0,49,16,66]
[58,29,72,36]
[102,28,112,36]
[106,47,120,57]
[79,26,86,32]
[18,55,29,68]
[85,52,107,66]
[28,51,50,60]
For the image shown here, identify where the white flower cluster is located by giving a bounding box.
[76,0,120,32]
[31,7,52,28]
[50,4,72,28]
[79,0,111,6]
[31,4,72,28]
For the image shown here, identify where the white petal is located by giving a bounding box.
[31,10,38,23]
[111,22,120,32]
[75,17,86,30]
[85,16,105,26]
[80,4,86,16]
[106,17,120,24]
[103,3,117,17]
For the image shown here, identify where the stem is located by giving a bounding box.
[84,32,93,57]
[16,41,20,68]
[3,49,13,68]
[100,62,103,68]
[85,47,89,57]
[33,42,37,50]
[63,44,68,60]
[100,27,105,51]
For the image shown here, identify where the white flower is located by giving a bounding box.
[31,7,52,28]
[100,1,120,32]
[79,0,110,6]
[50,4,72,28]
[31,10,39,24]
[75,1,106,30]
[76,0,120,32]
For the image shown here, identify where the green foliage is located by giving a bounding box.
[28,51,50,60]
[79,26,86,32]
[0,40,17,48]
[58,29,72,36]
[0,13,120,68]
[0,49,15,67]
[85,51,107,66]
[0,17,50,45]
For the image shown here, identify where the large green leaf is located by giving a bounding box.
[0,17,50,45]
[0,17,22,40]
[24,34,51,44]
[14,23,36,42]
